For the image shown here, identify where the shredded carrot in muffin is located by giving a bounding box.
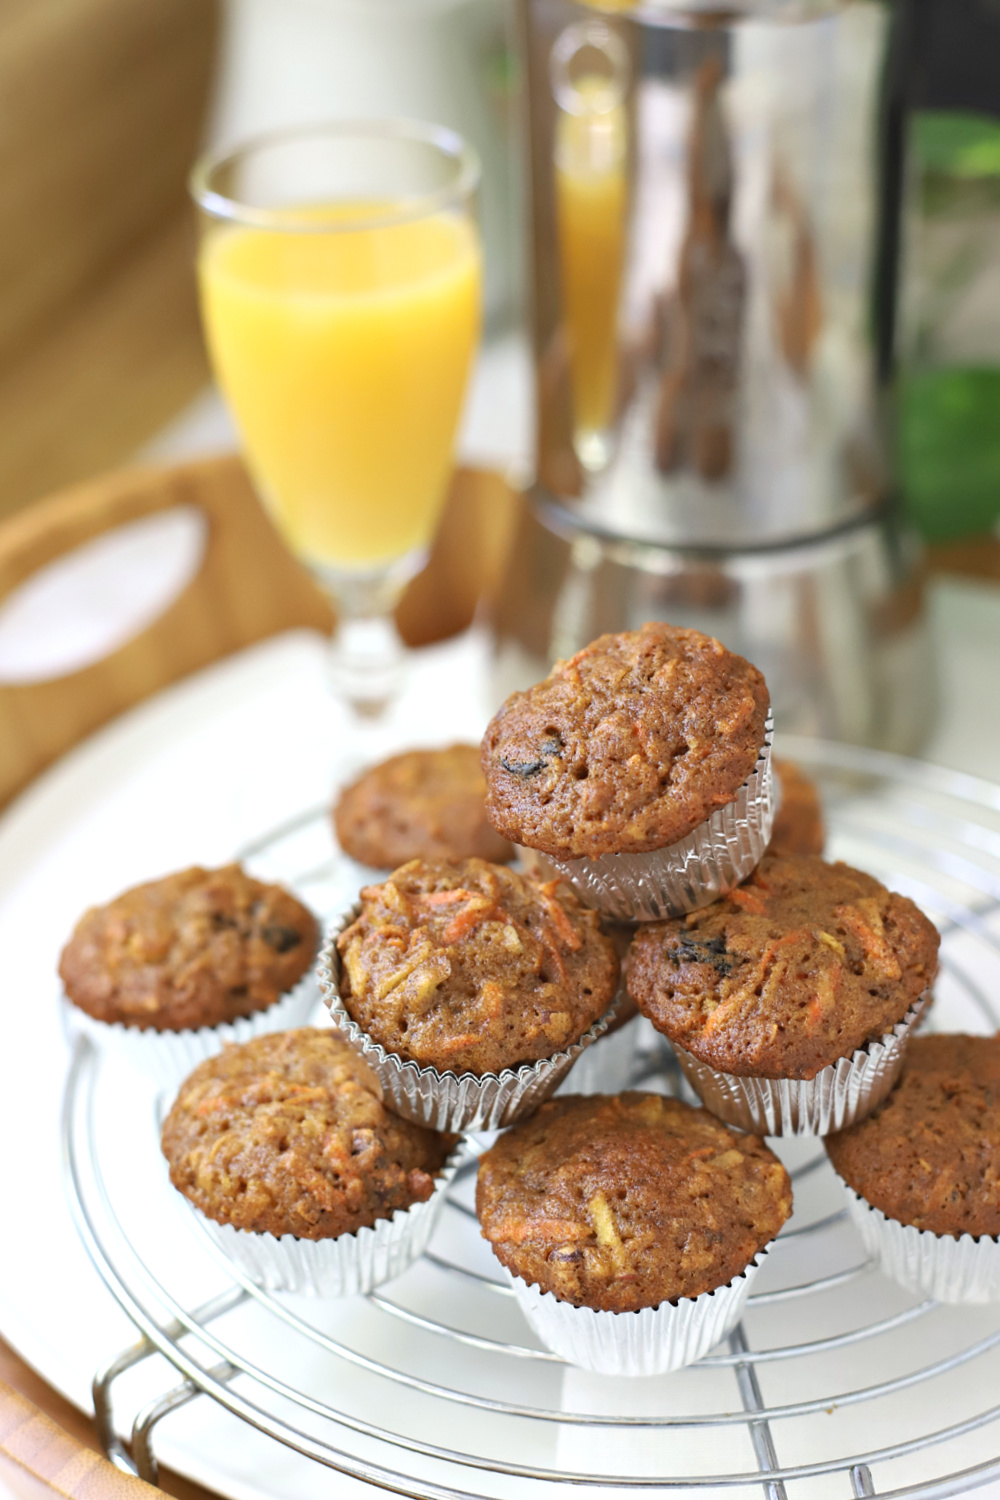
[336,858,619,1076]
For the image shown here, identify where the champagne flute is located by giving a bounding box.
[190,120,482,723]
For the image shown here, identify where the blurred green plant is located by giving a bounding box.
[899,112,1000,542]
[899,367,1000,541]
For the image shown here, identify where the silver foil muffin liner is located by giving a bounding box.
[522,713,775,922]
[507,1249,768,1376]
[841,1184,1000,1304]
[64,970,319,1090]
[188,1142,464,1297]
[317,907,621,1131]
[672,990,931,1136]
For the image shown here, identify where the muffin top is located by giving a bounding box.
[162,1028,456,1239]
[481,623,769,859]
[768,758,825,857]
[476,1093,792,1312]
[333,744,514,869]
[335,857,620,1076]
[628,854,939,1080]
[827,1033,1000,1239]
[59,864,318,1032]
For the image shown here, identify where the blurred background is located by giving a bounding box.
[1,0,997,524]
[0,0,999,772]
[0,0,529,516]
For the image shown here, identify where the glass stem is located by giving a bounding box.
[317,551,424,727]
[328,610,405,721]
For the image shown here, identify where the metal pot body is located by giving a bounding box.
[520,0,893,550]
[491,500,934,753]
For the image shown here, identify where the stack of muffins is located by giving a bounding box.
[57,621,1000,1371]
[469,620,950,1372]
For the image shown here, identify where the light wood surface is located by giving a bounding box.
[0,1378,158,1500]
[0,0,218,521]
[0,1344,213,1500]
[0,0,216,371]
[0,213,212,522]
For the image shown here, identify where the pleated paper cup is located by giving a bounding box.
[508,1250,769,1376]
[672,990,931,1137]
[841,1184,1000,1304]
[522,713,775,922]
[63,970,319,1090]
[318,909,621,1132]
[188,1142,464,1297]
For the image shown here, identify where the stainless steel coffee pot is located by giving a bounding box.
[493,0,935,750]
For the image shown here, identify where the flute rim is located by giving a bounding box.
[190,117,481,234]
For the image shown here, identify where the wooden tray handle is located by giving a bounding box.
[0,454,519,811]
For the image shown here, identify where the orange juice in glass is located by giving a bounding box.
[191,122,481,717]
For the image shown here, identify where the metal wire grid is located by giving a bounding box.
[60,739,1000,1500]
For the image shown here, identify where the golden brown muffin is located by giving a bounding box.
[336,858,619,1075]
[161,1028,456,1239]
[334,744,514,868]
[628,854,939,1080]
[826,1033,1000,1239]
[481,622,769,858]
[477,1093,792,1312]
[60,865,318,1032]
[769,758,825,857]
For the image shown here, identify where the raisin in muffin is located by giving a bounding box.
[477,1092,792,1312]
[335,857,619,1076]
[481,622,769,859]
[334,744,513,868]
[162,1028,456,1239]
[60,864,318,1032]
[628,854,939,1081]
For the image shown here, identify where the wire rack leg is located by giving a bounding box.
[728,1324,788,1500]
[851,1464,877,1496]
[93,1337,158,1475]
[132,1364,237,1486]
[91,1287,246,1475]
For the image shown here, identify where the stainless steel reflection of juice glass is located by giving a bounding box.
[191,122,482,718]
[552,21,629,472]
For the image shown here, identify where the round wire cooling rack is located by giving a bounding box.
[60,736,1000,1500]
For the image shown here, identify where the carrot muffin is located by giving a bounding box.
[477,1093,792,1312]
[481,623,769,859]
[769,758,825,857]
[628,854,939,1082]
[162,1028,455,1238]
[334,858,619,1076]
[60,864,318,1032]
[827,1033,1000,1239]
[827,1034,1000,1301]
[334,744,514,868]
